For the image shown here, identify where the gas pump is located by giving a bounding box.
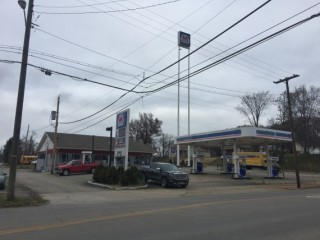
[239,159,247,177]
[232,155,250,179]
[266,157,280,178]
[196,157,203,173]
[222,157,233,173]
[272,162,280,177]
[227,158,233,173]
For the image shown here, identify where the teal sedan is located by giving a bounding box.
[0,168,7,190]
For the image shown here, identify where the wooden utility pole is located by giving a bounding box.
[51,95,60,174]
[7,0,34,201]
[274,74,301,188]
[23,124,30,156]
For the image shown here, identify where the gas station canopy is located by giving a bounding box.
[175,126,292,147]
[174,127,292,178]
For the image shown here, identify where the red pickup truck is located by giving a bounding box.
[55,160,98,176]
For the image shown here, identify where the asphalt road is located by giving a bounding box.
[0,167,320,240]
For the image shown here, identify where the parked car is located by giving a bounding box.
[55,160,98,176]
[140,162,189,188]
[0,168,7,190]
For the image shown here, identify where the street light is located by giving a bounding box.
[7,0,34,201]
[18,0,27,25]
[106,127,113,167]
[18,0,26,9]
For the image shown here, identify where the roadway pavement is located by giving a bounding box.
[1,166,320,240]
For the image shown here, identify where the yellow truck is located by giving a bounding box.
[237,152,267,169]
[20,155,37,165]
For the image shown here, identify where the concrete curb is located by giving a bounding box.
[88,181,148,190]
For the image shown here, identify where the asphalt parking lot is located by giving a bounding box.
[1,165,320,203]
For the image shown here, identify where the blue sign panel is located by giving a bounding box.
[256,130,291,140]
[176,129,241,143]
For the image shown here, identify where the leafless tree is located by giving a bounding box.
[236,91,273,127]
[152,133,174,157]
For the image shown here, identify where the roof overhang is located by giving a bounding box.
[174,127,292,148]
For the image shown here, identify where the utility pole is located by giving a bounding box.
[274,74,301,188]
[51,95,60,174]
[163,133,165,158]
[7,0,34,201]
[23,124,30,156]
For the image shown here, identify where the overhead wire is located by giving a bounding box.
[137,12,320,95]
[5,2,318,133]
[56,0,272,124]
[35,0,130,9]
[34,0,181,14]
[134,0,272,83]
[72,11,320,132]
[129,0,315,82]
[145,3,320,89]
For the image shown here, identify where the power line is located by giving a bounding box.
[132,0,318,81]
[73,97,142,133]
[34,0,181,14]
[54,1,271,125]
[3,1,273,127]
[141,0,272,83]
[35,0,130,9]
[35,28,151,73]
[145,4,320,90]
[140,12,320,95]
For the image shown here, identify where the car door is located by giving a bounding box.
[149,163,159,181]
[71,160,82,173]
[153,164,162,182]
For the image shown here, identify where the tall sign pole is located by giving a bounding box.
[177,31,191,166]
[274,74,301,188]
[177,47,181,166]
[187,47,191,167]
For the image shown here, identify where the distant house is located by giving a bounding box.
[36,132,156,171]
[296,143,320,154]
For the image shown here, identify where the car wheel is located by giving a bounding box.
[91,168,96,174]
[63,169,69,176]
[161,177,168,188]
[181,184,188,188]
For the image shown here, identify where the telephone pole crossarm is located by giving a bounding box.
[273,74,300,84]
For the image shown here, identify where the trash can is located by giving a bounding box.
[197,161,203,172]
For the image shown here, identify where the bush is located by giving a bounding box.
[93,164,104,183]
[124,166,143,185]
[93,165,145,186]
[106,166,119,185]
[120,174,129,186]
[117,166,125,176]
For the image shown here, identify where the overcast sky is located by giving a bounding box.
[0,0,320,147]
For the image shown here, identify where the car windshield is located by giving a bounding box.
[161,164,179,172]
[0,169,4,176]
[66,160,77,165]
